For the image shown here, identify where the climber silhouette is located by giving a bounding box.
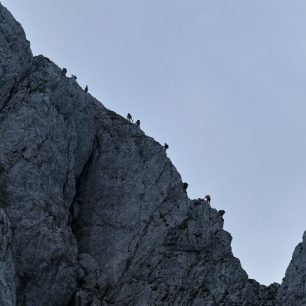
[127,113,133,122]
[84,85,88,93]
[218,210,225,217]
[136,120,140,126]
[204,195,211,204]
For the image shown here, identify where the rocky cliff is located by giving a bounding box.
[0,3,305,306]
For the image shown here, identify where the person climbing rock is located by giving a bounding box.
[218,210,225,217]
[84,85,88,93]
[136,120,140,126]
[127,113,133,122]
[182,182,188,193]
[62,68,67,76]
[71,74,77,80]
[204,194,211,204]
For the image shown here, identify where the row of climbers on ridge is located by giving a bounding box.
[127,113,169,151]
[127,113,140,127]
[182,184,225,218]
[126,103,226,220]
[63,66,227,222]
[62,68,89,93]
[126,112,225,219]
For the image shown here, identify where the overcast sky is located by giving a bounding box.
[3,0,306,285]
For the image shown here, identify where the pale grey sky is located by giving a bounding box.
[3,0,306,285]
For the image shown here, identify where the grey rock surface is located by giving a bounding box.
[0,208,15,306]
[0,3,32,109]
[0,2,305,305]
[276,231,306,306]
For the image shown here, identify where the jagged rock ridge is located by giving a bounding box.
[0,3,305,305]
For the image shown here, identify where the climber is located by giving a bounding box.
[62,68,67,76]
[127,113,133,122]
[218,210,225,217]
[204,194,211,204]
[136,120,140,126]
[182,182,188,193]
[164,143,169,150]
[71,74,77,80]
[84,85,88,93]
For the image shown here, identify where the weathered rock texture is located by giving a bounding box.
[276,231,306,306]
[0,3,305,305]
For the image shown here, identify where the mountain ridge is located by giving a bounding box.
[0,3,304,305]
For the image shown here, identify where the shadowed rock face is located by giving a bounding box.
[0,4,32,109]
[0,3,304,306]
[276,231,306,306]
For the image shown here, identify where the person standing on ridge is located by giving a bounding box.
[182,182,188,193]
[218,210,225,217]
[127,113,133,122]
[204,194,211,204]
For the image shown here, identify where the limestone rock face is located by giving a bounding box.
[0,208,15,306]
[276,231,306,306]
[0,4,32,109]
[0,2,305,306]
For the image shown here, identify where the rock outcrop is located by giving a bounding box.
[0,4,32,109]
[276,231,306,306]
[0,3,305,305]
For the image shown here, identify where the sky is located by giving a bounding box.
[2,0,306,285]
